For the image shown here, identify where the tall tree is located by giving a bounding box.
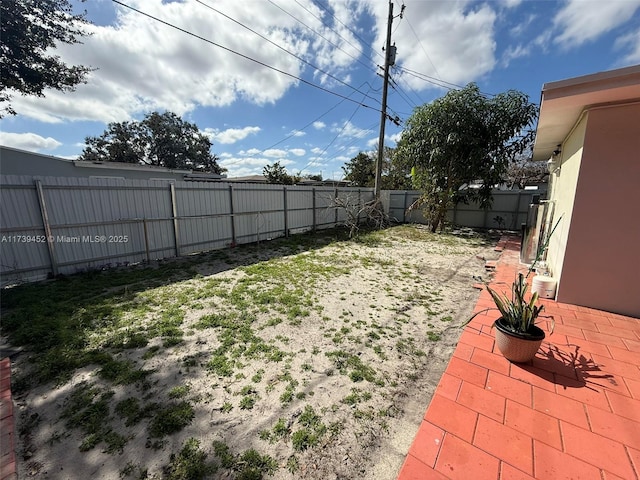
[263,161,293,184]
[395,83,538,232]
[80,111,224,174]
[342,152,375,187]
[0,0,93,117]
[342,148,411,189]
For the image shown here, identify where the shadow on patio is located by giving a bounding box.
[397,235,640,480]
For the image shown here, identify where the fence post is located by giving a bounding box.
[34,180,59,276]
[512,190,523,230]
[283,186,289,238]
[169,183,181,257]
[403,191,408,223]
[483,205,489,229]
[357,189,361,225]
[334,188,338,226]
[312,188,317,232]
[142,218,151,262]
[453,203,458,226]
[228,185,236,245]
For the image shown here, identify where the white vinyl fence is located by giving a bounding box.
[0,175,374,285]
[383,189,543,231]
[0,175,544,285]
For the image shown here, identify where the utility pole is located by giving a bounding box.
[374,1,402,199]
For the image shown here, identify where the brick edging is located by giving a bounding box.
[0,357,16,480]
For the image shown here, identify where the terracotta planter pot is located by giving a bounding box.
[494,318,545,363]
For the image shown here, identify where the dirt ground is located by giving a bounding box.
[6,225,497,479]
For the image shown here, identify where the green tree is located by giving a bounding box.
[80,111,224,174]
[395,83,538,232]
[342,148,411,189]
[0,0,93,117]
[342,152,375,187]
[263,161,293,184]
[382,147,412,190]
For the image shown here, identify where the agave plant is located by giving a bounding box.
[465,216,563,334]
[486,272,545,333]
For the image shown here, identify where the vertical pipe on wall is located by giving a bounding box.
[169,183,180,257]
[34,180,59,276]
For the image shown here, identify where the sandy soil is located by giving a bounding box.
[8,226,497,479]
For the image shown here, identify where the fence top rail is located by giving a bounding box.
[0,174,376,193]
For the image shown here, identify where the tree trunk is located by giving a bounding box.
[431,201,448,233]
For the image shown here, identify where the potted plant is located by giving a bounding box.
[480,271,549,362]
[468,219,561,362]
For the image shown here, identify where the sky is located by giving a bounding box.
[1,0,640,180]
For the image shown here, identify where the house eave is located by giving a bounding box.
[532,64,640,162]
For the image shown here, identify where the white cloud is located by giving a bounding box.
[8,1,329,123]
[509,13,537,38]
[334,120,370,139]
[501,44,531,66]
[288,129,306,137]
[500,0,523,8]
[389,132,402,144]
[238,148,262,156]
[289,148,306,156]
[363,0,497,91]
[205,126,260,145]
[311,147,325,155]
[366,137,378,148]
[551,0,640,49]
[263,149,289,158]
[0,132,62,152]
[221,155,297,177]
[313,121,326,129]
[615,28,640,64]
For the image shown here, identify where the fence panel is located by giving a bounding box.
[384,189,544,230]
[1,175,542,286]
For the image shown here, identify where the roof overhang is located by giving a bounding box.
[532,64,640,162]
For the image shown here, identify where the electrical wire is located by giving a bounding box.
[404,16,442,82]
[291,0,378,73]
[195,0,381,106]
[311,0,385,62]
[110,0,385,113]
[298,85,372,173]
[220,82,372,167]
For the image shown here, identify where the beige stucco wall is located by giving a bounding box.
[546,114,587,287]
[553,102,640,317]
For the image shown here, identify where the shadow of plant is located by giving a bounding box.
[524,343,618,391]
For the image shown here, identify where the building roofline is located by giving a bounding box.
[532,64,640,162]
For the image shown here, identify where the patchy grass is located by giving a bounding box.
[2,225,494,479]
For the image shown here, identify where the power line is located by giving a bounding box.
[299,86,372,173]
[291,0,378,73]
[266,0,371,73]
[110,0,384,113]
[195,0,380,106]
[404,16,442,82]
[397,65,496,97]
[220,83,372,167]
[311,0,385,63]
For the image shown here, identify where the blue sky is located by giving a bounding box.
[1,0,639,179]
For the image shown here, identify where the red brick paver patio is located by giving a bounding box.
[398,236,640,480]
